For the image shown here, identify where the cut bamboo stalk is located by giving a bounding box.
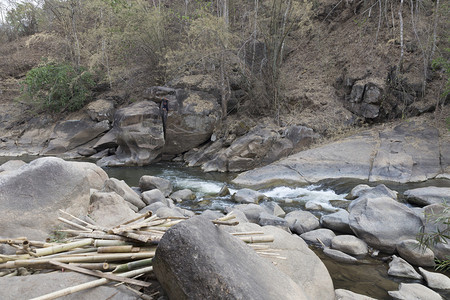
[49,261,151,287]
[58,211,109,232]
[68,263,115,271]
[158,220,183,227]
[34,239,93,257]
[125,286,154,300]
[0,252,156,269]
[217,213,236,222]
[29,266,154,300]
[77,232,130,241]
[238,235,274,243]
[115,211,153,227]
[4,270,18,277]
[97,245,139,253]
[112,258,153,273]
[93,240,130,247]
[38,247,97,260]
[212,220,239,226]
[57,217,91,232]
[231,231,265,236]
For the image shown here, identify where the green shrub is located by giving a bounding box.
[21,60,95,112]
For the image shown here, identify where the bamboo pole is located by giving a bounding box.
[77,232,131,241]
[34,239,93,257]
[49,261,151,287]
[93,240,130,247]
[112,258,153,273]
[238,235,274,243]
[97,245,140,253]
[115,211,153,227]
[212,220,239,226]
[68,263,115,271]
[125,286,154,300]
[0,252,155,269]
[29,266,154,300]
[231,231,264,236]
[58,217,91,232]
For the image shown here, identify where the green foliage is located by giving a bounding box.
[21,60,95,112]
[5,2,39,37]
[417,202,450,271]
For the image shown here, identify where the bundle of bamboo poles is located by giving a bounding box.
[0,209,278,299]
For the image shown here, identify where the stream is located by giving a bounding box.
[2,157,449,299]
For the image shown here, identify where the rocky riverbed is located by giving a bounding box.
[0,156,449,299]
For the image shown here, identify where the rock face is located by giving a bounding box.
[233,121,446,187]
[42,119,110,155]
[404,187,450,206]
[0,157,108,240]
[163,91,221,155]
[0,271,138,300]
[97,101,165,167]
[153,216,308,300]
[345,79,385,120]
[348,196,423,253]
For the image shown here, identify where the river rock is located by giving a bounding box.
[88,191,139,227]
[331,235,368,256]
[139,175,173,196]
[261,201,286,217]
[300,228,336,247]
[388,283,443,300]
[404,187,450,206]
[230,204,266,223]
[225,209,249,223]
[348,196,423,253]
[0,271,138,300]
[419,267,450,290]
[153,216,308,300]
[323,248,358,264]
[0,159,26,173]
[200,210,225,220]
[140,202,167,214]
[170,189,196,202]
[43,119,110,155]
[348,184,398,211]
[334,289,378,300]
[232,188,266,204]
[345,184,372,200]
[85,99,115,122]
[258,212,289,230]
[155,206,184,218]
[285,210,320,234]
[97,101,165,167]
[163,91,221,155]
[388,255,422,280]
[321,209,352,234]
[396,240,435,267]
[103,178,146,209]
[0,157,108,240]
[232,122,446,187]
[142,189,166,205]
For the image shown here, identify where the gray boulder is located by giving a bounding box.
[285,210,320,234]
[88,191,139,227]
[142,189,166,205]
[43,119,110,155]
[388,255,422,280]
[419,267,450,290]
[323,248,358,264]
[153,216,308,300]
[404,187,450,206]
[140,202,167,214]
[230,204,266,223]
[300,228,336,247]
[170,189,196,202]
[0,157,108,240]
[103,178,146,209]
[388,283,443,300]
[348,196,423,253]
[331,235,368,256]
[0,271,138,299]
[321,210,352,234]
[348,184,398,211]
[334,289,378,300]
[139,175,173,196]
[200,210,225,220]
[155,206,184,218]
[97,101,165,167]
[261,201,286,217]
[345,184,372,200]
[396,239,435,267]
[258,212,289,230]
[232,188,266,204]
[0,160,26,173]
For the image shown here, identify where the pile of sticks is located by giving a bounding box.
[0,210,277,299]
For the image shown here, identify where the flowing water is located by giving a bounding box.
[2,157,450,299]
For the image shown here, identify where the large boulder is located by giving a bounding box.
[348,196,423,253]
[300,228,336,247]
[404,187,450,206]
[388,255,423,280]
[0,157,108,240]
[139,175,173,196]
[331,235,368,256]
[163,91,221,155]
[42,119,110,155]
[388,283,443,300]
[88,191,139,227]
[232,122,446,188]
[396,239,435,267]
[102,178,146,209]
[285,210,320,234]
[153,216,308,300]
[97,101,165,167]
[419,267,450,291]
[320,209,352,234]
[346,79,384,120]
[85,99,115,122]
[0,271,138,299]
[232,188,266,204]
